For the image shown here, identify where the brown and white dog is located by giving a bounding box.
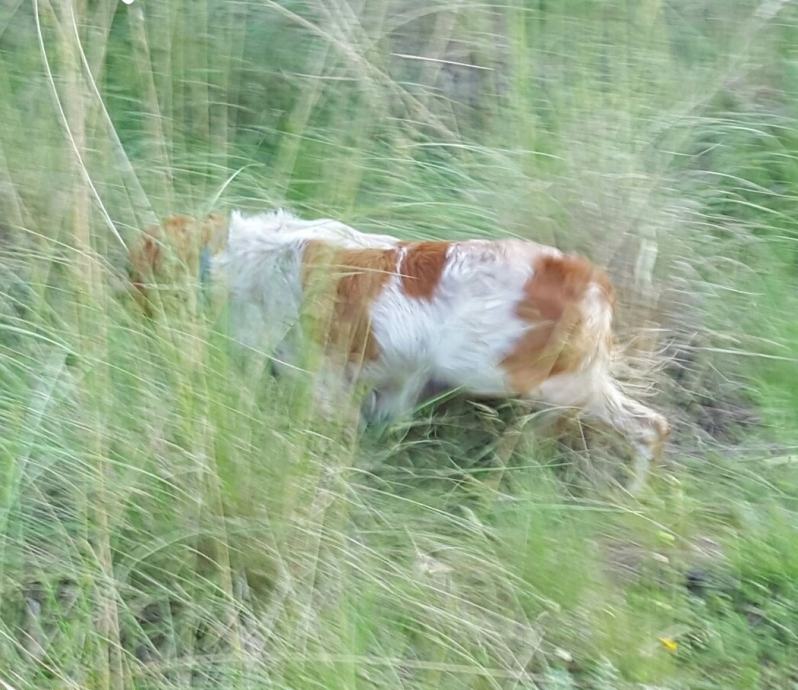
[130,209,670,490]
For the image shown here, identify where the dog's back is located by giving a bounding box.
[214,210,399,352]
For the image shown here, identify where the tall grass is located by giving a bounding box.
[1,1,798,688]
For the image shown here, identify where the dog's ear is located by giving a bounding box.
[200,213,229,262]
[125,235,155,316]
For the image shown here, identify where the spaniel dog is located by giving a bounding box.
[129,209,670,491]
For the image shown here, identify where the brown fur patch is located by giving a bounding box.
[502,254,614,394]
[302,241,399,362]
[128,212,227,312]
[399,241,449,299]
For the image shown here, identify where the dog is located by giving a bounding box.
[129,209,670,491]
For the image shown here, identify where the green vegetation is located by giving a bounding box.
[1,0,797,687]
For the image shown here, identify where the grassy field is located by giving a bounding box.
[2,0,798,688]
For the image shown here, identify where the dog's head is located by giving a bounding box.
[128,212,229,315]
